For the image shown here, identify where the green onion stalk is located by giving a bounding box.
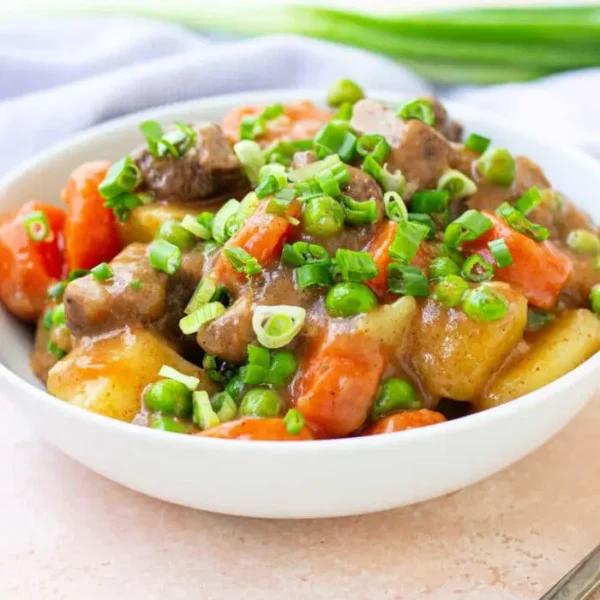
[4,2,600,84]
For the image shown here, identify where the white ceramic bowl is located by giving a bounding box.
[1,90,598,519]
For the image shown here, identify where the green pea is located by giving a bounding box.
[462,284,509,321]
[239,388,282,418]
[327,79,364,107]
[590,284,600,315]
[476,148,515,187]
[225,375,245,402]
[325,282,378,317]
[303,196,345,237]
[566,229,600,254]
[155,219,196,250]
[144,380,193,417]
[433,275,469,308]
[149,414,191,434]
[371,378,421,420]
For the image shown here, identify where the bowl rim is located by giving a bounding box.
[1,87,599,452]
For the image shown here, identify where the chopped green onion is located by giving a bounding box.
[239,115,267,141]
[156,219,196,250]
[47,281,67,300]
[149,415,190,434]
[42,308,54,330]
[462,284,509,321]
[362,154,382,181]
[371,378,421,420]
[566,229,600,254]
[464,133,491,154]
[90,262,113,281]
[384,191,408,223]
[387,264,429,297]
[282,241,330,267]
[389,220,429,264]
[325,282,378,317]
[185,278,217,314]
[327,78,364,107]
[356,134,391,165]
[239,388,282,418]
[262,103,284,121]
[256,172,286,199]
[193,390,220,430]
[514,186,542,215]
[590,284,600,315]
[437,170,477,200]
[98,156,141,199]
[380,166,405,194]
[226,192,260,238]
[397,98,435,126]
[248,343,271,368]
[296,263,333,290]
[429,257,461,281]
[340,195,378,225]
[103,191,145,223]
[130,279,143,290]
[488,239,514,267]
[476,148,516,187]
[223,247,262,277]
[265,350,298,386]
[23,210,50,242]
[302,195,345,237]
[263,139,314,166]
[145,379,193,417]
[267,188,297,217]
[432,274,469,307]
[411,189,449,214]
[288,154,341,183]
[444,209,493,249]
[203,354,236,384]
[252,305,306,349]
[51,303,66,327]
[47,340,67,360]
[526,308,555,331]
[139,120,166,155]
[149,239,182,275]
[212,199,241,244]
[158,365,200,391]
[314,122,357,163]
[283,408,305,435]
[139,120,196,158]
[335,249,379,282]
[461,254,494,282]
[68,268,90,281]
[496,202,549,242]
[181,214,212,240]
[407,213,436,239]
[316,170,342,197]
[334,102,354,121]
[211,392,237,422]
[179,301,225,335]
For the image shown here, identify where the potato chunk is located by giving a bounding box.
[411,283,527,401]
[47,327,216,422]
[478,309,600,410]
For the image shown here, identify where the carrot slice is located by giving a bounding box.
[198,418,314,441]
[212,199,300,287]
[294,330,386,438]
[222,100,331,146]
[364,410,446,436]
[365,220,397,297]
[462,211,572,310]
[62,161,122,271]
[0,201,66,321]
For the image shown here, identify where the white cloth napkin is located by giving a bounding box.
[0,16,598,175]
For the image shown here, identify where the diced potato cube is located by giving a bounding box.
[47,327,216,422]
[411,282,527,401]
[478,309,600,410]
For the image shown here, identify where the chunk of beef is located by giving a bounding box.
[133,124,247,203]
[351,99,451,195]
[64,243,203,339]
[557,244,600,308]
[343,165,384,220]
[428,97,463,142]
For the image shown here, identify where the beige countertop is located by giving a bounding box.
[1,393,599,600]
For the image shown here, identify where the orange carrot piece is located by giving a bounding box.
[365,220,398,297]
[294,330,386,438]
[364,409,446,436]
[198,418,314,441]
[62,161,122,271]
[462,211,572,310]
[0,201,66,321]
[222,100,331,146]
[212,199,300,287]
